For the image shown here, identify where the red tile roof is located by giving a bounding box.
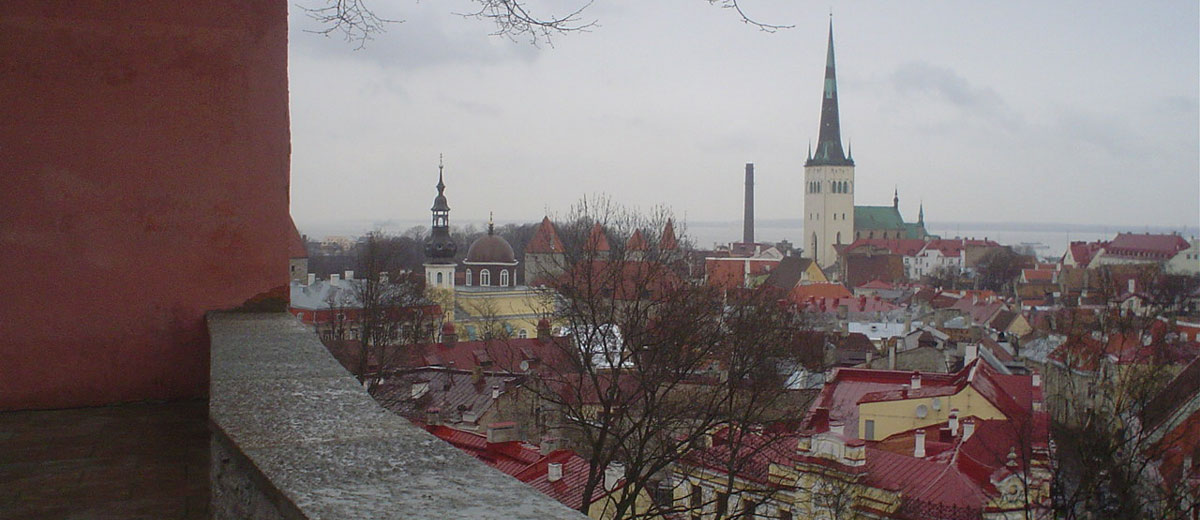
[1064,240,1106,268]
[405,336,578,374]
[526,216,565,254]
[626,229,648,251]
[1104,233,1190,259]
[584,223,611,252]
[661,219,678,250]
[842,238,927,257]
[424,425,609,510]
[789,282,853,301]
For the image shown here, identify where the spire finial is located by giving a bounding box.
[488,211,495,235]
[807,140,813,161]
[847,140,852,160]
[436,154,446,193]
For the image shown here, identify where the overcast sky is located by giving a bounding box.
[288,1,1198,240]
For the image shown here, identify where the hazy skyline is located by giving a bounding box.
[288,1,1199,239]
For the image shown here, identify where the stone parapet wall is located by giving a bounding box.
[208,312,586,519]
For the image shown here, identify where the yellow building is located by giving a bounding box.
[672,361,1053,519]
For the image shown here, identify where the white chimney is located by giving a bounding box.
[914,429,926,458]
[491,384,501,400]
[949,409,960,433]
[910,371,922,390]
[306,273,316,286]
[547,462,563,482]
[1032,373,1042,387]
[330,273,340,282]
[829,421,845,436]
[604,462,625,491]
[964,344,978,365]
[344,270,354,280]
[379,272,389,284]
[962,419,976,441]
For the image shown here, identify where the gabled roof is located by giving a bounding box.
[526,216,565,254]
[762,256,820,290]
[661,219,678,250]
[854,206,906,230]
[625,229,648,251]
[1064,240,1106,268]
[790,282,853,302]
[424,425,609,510]
[1104,233,1190,259]
[842,238,927,257]
[584,223,611,252]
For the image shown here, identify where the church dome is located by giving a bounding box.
[466,233,516,264]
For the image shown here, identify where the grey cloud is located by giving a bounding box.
[890,61,1021,130]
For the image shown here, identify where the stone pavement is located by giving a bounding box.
[0,399,210,520]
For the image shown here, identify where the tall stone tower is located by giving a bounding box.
[424,158,458,291]
[803,21,855,268]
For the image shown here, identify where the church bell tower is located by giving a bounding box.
[424,157,457,291]
[803,19,855,268]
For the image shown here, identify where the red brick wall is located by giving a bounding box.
[0,1,290,410]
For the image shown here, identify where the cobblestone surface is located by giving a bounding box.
[0,400,210,520]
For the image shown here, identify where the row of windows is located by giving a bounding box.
[806,180,853,194]
[465,268,511,287]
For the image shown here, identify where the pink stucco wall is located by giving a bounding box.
[0,1,290,410]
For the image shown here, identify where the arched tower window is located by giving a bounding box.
[500,269,509,287]
[436,272,443,284]
[836,232,842,244]
[465,269,472,286]
[811,233,818,260]
[481,269,491,286]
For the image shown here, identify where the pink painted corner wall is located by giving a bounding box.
[0,1,290,410]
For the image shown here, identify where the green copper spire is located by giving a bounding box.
[806,19,853,167]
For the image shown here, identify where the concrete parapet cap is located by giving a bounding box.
[208,312,585,519]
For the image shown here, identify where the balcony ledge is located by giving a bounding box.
[208,312,585,519]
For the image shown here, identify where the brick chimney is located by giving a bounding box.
[537,318,551,342]
[441,322,457,347]
[486,421,517,444]
[744,163,755,244]
[547,462,563,483]
[914,429,927,457]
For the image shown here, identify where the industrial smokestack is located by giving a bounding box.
[744,163,755,244]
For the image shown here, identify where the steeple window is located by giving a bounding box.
[465,269,472,286]
[481,270,491,286]
[500,269,509,287]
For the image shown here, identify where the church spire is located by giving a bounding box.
[806,19,853,167]
[893,187,899,209]
[918,201,924,224]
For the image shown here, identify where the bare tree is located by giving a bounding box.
[350,232,440,388]
[1044,277,1199,519]
[301,0,792,48]
[518,197,812,518]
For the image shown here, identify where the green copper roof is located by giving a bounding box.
[854,206,905,231]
